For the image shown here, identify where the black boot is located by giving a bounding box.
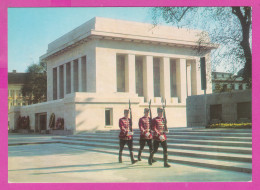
[130,151,138,164]
[164,153,171,168]
[148,152,154,165]
[152,158,157,163]
[119,151,122,163]
[138,150,142,161]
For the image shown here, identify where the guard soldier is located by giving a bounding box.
[118,109,138,164]
[148,108,171,167]
[138,108,156,163]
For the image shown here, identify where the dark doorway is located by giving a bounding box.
[35,113,47,133]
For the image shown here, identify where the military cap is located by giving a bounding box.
[157,108,163,113]
[144,108,149,113]
[124,109,129,114]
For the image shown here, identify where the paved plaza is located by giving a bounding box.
[8,134,251,183]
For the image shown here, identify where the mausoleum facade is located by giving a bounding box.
[9,17,217,132]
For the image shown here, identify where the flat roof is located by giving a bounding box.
[41,17,218,61]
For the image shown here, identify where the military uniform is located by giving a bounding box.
[118,110,137,164]
[138,115,153,161]
[148,108,171,167]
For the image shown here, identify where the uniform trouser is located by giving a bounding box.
[138,139,153,159]
[139,139,153,152]
[153,140,167,154]
[149,140,168,165]
[119,139,133,152]
[119,139,135,162]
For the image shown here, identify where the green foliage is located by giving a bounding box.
[21,62,47,104]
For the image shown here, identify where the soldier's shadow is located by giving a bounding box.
[31,162,154,175]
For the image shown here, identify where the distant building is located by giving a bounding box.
[8,70,31,110]
[212,71,247,93]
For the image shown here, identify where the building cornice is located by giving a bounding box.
[40,29,218,61]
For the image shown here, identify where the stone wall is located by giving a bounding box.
[186,89,252,127]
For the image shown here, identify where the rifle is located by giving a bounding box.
[129,100,133,132]
[149,99,152,119]
[148,99,153,133]
[161,98,168,132]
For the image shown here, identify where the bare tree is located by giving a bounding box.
[151,7,252,87]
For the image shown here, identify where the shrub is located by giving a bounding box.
[207,122,252,128]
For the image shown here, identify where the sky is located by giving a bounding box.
[8,7,154,72]
[8,7,242,73]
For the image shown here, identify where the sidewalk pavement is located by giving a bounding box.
[8,134,251,183]
[8,133,60,145]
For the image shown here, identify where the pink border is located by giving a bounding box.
[1,0,259,189]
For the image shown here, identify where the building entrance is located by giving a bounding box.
[35,113,47,133]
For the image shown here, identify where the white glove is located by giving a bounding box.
[128,131,134,136]
[159,135,165,141]
[165,130,169,133]
[145,132,150,137]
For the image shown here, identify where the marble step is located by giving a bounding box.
[53,138,252,163]
[65,134,252,147]
[72,133,252,142]
[58,143,252,173]
[93,131,252,137]
[53,136,251,154]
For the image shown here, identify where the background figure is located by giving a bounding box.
[118,109,138,164]
[149,108,171,167]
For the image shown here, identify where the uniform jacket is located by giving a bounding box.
[139,116,153,140]
[119,117,133,140]
[152,116,167,141]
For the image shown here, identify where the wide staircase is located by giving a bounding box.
[52,128,252,173]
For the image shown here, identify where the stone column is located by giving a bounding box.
[187,64,191,96]
[126,54,135,94]
[176,58,187,103]
[143,55,154,102]
[70,61,74,93]
[160,57,171,102]
[195,58,203,95]
[64,63,67,96]
[78,57,82,92]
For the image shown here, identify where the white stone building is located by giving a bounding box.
[212,71,247,92]
[8,17,217,132]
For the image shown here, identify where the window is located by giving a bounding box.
[223,84,228,91]
[105,108,113,126]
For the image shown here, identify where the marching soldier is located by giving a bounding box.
[137,108,156,163]
[148,108,171,167]
[118,109,138,164]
